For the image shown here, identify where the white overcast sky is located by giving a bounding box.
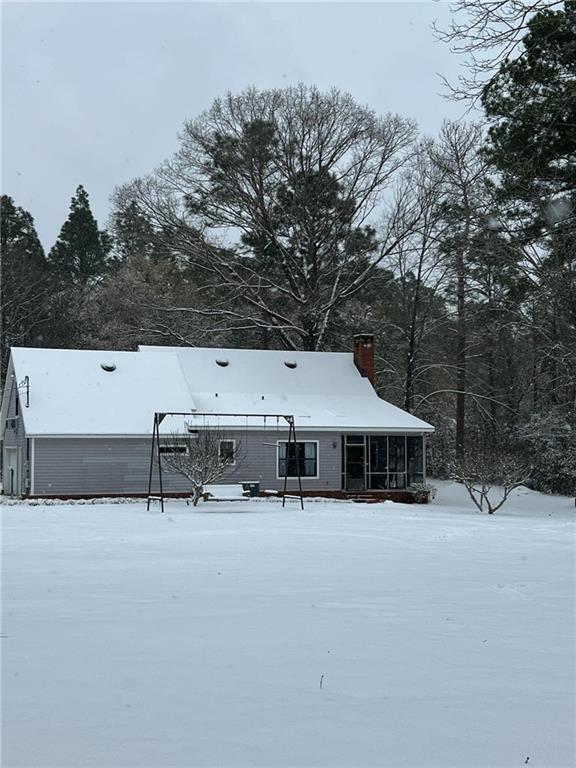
[2,1,471,250]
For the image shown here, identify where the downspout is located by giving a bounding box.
[30,438,35,496]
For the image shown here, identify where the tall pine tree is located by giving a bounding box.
[482,1,576,410]
[111,200,170,262]
[48,185,111,281]
[0,196,49,382]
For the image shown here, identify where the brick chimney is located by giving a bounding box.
[353,334,375,388]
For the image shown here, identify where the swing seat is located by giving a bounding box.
[204,484,249,501]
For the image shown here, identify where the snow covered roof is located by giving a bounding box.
[4,345,434,437]
[4,348,194,438]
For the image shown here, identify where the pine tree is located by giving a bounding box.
[0,195,49,382]
[482,1,576,224]
[482,1,576,410]
[48,185,112,281]
[431,122,492,463]
[111,200,169,262]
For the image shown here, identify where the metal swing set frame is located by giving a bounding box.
[146,411,304,513]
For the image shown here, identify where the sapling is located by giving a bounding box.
[160,429,242,506]
[451,441,530,514]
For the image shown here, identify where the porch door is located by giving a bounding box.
[3,448,19,496]
[343,435,366,491]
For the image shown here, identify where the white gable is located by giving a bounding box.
[6,345,433,436]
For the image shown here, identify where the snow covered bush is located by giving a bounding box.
[517,410,576,496]
[408,482,437,503]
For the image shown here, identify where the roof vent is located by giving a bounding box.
[216,358,229,367]
[100,362,116,372]
[284,360,297,369]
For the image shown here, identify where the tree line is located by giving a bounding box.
[1,0,574,494]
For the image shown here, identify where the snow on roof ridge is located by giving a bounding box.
[138,344,351,357]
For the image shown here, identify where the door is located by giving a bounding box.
[343,435,366,490]
[3,448,20,496]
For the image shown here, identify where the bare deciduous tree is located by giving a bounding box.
[378,144,453,412]
[161,430,242,506]
[451,439,531,514]
[433,0,564,102]
[430,121,492,463]
[115,84,424,350]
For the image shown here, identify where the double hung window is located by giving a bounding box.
[278,441,318,478]
[219,439,236,464]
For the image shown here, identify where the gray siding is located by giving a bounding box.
[217,430,341,492]
[32,430,342,496]
[2,381,29,494]
[34,438,188,496]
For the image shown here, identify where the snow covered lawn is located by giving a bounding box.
[2,484,574,767]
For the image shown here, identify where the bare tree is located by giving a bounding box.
[161,429,242,506]
[451,439,531,514]
[430,121,492,463]
[433,0,564,102]
[379,144,453,412]
[115,84,423,350]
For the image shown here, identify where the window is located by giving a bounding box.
[219,439,236,465]
[159,445,187,455]
[278,441,318,478]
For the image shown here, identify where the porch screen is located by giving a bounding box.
[365,435,425,489]
[368,436,388,489]
[407,436,424,485]
[388,436,406,488]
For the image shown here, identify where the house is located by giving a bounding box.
[0,335,434,500]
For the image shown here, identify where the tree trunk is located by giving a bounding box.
[456,249,466,464]
[487,345,497,423]
[531,304,539,410]
[404,284,422,413]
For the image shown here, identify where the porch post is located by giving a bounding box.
[422,434,427,484]
[281,419,290,508]
[290,417,304,510]
[146,414,157,511]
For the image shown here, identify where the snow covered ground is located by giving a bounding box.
[1,483,574,767]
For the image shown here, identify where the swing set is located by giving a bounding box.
[146,411,305,513]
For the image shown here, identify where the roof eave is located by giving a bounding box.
[24,425,434,439]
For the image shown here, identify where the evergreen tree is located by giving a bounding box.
[431,121,492,463]
[482,1,576,227]
[482,1,576,410]
[0,196,49,381]
[112,200,169,262]
[48,185,112,281]
[465,226,528,430]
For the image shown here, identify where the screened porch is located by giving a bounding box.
[342,434,425,491]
